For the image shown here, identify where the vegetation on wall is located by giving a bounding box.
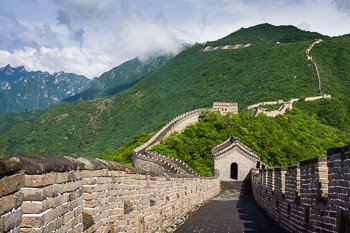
[98,132,155,167]
[150,110,350,176]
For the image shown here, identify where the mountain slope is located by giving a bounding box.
[0,65,89,113]
[0,24,349,156]
[64,55,172,102]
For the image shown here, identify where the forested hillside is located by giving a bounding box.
[150,110,350,176]
[0,24,349,157]
[64,55,172,102]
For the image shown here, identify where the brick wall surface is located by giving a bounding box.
[0,157,24,233]
[0,156,220,233]
[251,145,350,233]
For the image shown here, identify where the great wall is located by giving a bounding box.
[1,100,349,232]
[251,145,350,232]
[247,39,331,117]
[0,156,220,233]
[1,40,349,232]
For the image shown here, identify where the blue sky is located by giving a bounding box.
[0,0,349,78]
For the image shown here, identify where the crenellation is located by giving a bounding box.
[251,145,350,233]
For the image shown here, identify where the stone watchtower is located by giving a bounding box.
[212,137,260,182]
[212,102,238,115]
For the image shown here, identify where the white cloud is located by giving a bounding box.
[0,0,182,78]
[0,47,112,78]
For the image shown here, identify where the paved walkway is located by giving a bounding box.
[175,181,287,233]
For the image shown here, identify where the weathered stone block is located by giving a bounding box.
[0,173,24,197]
[43,194,68,210]
[21,212,45,228]
[0,157,22,177]
[0,191,23,215]
[3,207,22,232]
[22,201,44,214]
[21,187,44,201]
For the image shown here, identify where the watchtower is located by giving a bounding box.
[212,102,238,115]
[212,137,260,181]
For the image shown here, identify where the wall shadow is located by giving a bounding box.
[236,181,287,233]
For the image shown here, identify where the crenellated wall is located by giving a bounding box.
[133,108,208,155]
[0,156,220,233]
[251,145,350,233]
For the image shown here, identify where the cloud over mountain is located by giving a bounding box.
[0,0,349,78]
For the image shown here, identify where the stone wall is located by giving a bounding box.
[212,102,238,115]
[133,151,199,176]
[251,145,350,233]
[0,156,220,233]
[133,108,207,155]
[0,158,23,233]
[132,108,208,177]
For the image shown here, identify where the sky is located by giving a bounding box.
[0,0,349,78]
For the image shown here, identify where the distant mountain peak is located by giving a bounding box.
[0,66,90,113]
[214,23,324,46]
[18,66,26,72]
[0,64,26,74]
[54,71,64,77]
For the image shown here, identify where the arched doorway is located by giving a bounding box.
[230,163,238,180]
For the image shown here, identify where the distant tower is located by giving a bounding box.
[212,102,238,115]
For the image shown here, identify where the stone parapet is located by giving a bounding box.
[132,108,209,177]
[251,145,350,233]
[133,108,208,155]
[0,157,24,233]
[0,156,220,233]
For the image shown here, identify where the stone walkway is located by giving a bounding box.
[174,181,287,233]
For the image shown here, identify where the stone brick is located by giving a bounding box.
[24,174,46,188]
[21,212,45,228]
[0,173,24,197]
[43,194,68,210]
[0,190,23,215]
[3,207,22,232]
[0,157,22,177]
[43,220,55,233]
[21,187,44,201]
[22,201,43,214]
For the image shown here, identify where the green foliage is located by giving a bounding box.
[295,99,350,133]
[0,24,349,157]
[98,132,155,167]
[211,23,325,46]
[151,110,350,176]
[64,56,172,102]
[0,110,43,136]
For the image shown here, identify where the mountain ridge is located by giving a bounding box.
[64,55,172,102]
[0,64,90,113]
[0,23,349,157]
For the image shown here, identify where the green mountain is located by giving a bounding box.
[0,24,349,157]
[0,65,90,113]
[64,55,172,102]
